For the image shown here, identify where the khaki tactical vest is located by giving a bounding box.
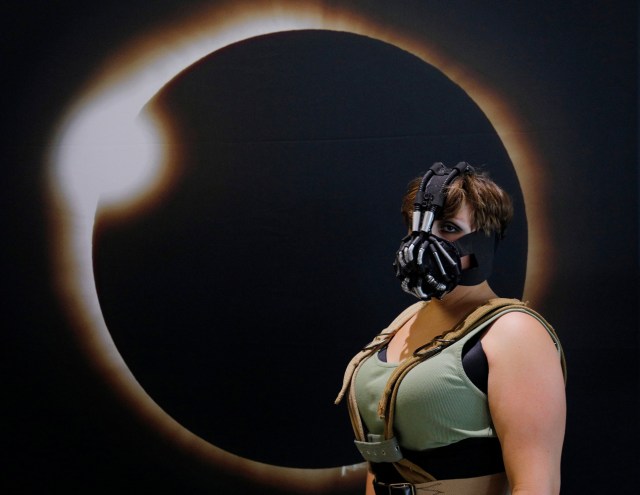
[335,298,567,491]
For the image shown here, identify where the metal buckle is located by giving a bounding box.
[387,482,415,495]
[373,481,415,495]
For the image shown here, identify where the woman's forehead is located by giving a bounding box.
[443,200,472,222]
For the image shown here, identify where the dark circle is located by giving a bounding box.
[93,30,525,468]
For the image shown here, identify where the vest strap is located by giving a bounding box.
[335,301,426,406]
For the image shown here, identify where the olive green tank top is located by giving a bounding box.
[353,309,560,451]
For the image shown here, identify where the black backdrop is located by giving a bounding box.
[3,1,638,493]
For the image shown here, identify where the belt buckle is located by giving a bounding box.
[388,482,415,495]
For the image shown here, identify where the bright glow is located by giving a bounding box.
[52,12,333,213]
[47,0,551,491]
[54,104,161,209]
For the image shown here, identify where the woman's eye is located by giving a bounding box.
[440,223,459,233]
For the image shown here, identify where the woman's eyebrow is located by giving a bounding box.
[442,218,462,226]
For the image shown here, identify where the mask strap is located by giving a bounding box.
[454,230,499,286]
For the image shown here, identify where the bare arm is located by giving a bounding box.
[482,312,566,495]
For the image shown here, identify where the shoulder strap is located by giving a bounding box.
[334,301,426,406]
[334,301,425,444]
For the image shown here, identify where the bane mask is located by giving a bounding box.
[393,162,499,301]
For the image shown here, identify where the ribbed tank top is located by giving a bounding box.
[354,309,560,451]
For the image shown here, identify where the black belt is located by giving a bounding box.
[370,436,504,482]
[373,480,415,495]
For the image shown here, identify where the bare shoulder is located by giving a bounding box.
[482,309,565,414]
[481,310,559,357]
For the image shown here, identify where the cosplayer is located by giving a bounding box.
[336,163,567,495]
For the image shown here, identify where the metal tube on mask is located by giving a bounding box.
[420,210,436,233]
[411,210,422,233]
[431,236,459,268]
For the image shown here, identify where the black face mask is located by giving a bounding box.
[393,162,499,301]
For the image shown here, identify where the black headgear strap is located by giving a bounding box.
[393,162,498,300]
[453,229,499,286]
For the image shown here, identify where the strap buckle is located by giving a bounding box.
[373,481,415,495]
[354,435,403,462]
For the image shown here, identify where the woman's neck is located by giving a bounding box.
[387,282,498,361]
[412,282,497,338]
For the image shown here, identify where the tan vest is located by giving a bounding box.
[355,322,499,450]
[335,298,567,494]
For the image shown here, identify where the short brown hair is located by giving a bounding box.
[401,169,514,237]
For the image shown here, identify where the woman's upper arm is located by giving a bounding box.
[482,311,566,495]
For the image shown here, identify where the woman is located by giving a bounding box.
[336,163,566,495]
